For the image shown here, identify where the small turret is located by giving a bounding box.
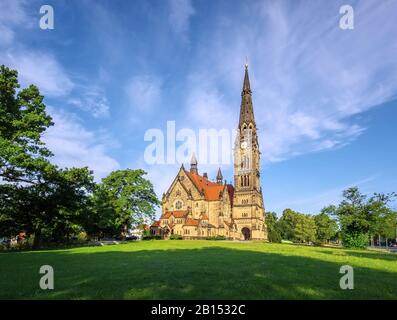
[190,152,198,174]
[216,168,223,184]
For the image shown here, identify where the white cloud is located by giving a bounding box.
[186,88,234,129]
[1,50,74,97]
[271,174,380,215]
[0,0,30,46]
[0,24,15,46]
[182,0,397,164]
[168,0,195,41]
[68,86,110,118]
[124,75,162,112]
[43,109,120,180]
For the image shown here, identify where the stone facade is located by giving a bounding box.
[150,65,267,240]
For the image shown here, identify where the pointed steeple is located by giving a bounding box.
[239,63,256,129]
[242,63,251,94]
[190,152,198,174]
[216,168,223,184]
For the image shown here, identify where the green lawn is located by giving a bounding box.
[1,241,396,299]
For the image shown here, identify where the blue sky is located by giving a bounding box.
[1,0,396,216]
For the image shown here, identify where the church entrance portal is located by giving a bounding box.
[242,227,251,240]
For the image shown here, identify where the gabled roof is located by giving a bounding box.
[151,220,160,227]
[160,210,188,219]
[185,171,226,201]
[184,218,200,226]
[172,210,189,218]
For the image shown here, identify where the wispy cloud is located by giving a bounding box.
[1,3,72,97]
[68,86,110,118]
[43,108,120,180]
[1,50,74,97]
[168,0,195,41]
[124,75,162,113]
[182,0,397,163]
[0,0,31,46]
[271,174,381,215]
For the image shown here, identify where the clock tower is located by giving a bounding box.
[233,64,267,240]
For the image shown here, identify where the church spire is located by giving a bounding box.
[190,152,198,174]
[239,63,256,129]
[216,168,223,184]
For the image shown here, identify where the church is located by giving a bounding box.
[150,65,267,240]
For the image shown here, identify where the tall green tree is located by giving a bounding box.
[88,169,159,239]
[294,214,316,243]
[314,211,338,243]
[265,212,281,243]
[277,209,317,243]
[0,65,95,248]
[324,187,396,248]
[277,208,298,241]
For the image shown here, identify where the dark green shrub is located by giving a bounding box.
[268,229,282,243]
[206,235,226,240]
[170,234,183,240]
[142,235,162,240]
[342,232,368,249]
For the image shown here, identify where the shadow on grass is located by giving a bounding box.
[316,248,397,262]
[1,246,396,300]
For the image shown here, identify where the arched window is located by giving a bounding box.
[247,176,250,186]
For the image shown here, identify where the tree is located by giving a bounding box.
[277,209,316,243]
[0,166,95,248]
[0,65,54,186]
[314,211,338,243]
[88,169,159,239]
[265,212,281,243]
[0,65,94,248]
[324,187,397,248]
[277,208,298,241]
[293,214,316,243]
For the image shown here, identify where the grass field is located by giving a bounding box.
[1,240,396,299]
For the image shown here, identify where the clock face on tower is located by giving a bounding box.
[240,141,248,149]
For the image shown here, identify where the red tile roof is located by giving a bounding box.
[185,172,227,201]
[151,220,160,227]
[161,210,188,219]
[160,212,171,219]
[184,218,200,226]
[172,210,189,218]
